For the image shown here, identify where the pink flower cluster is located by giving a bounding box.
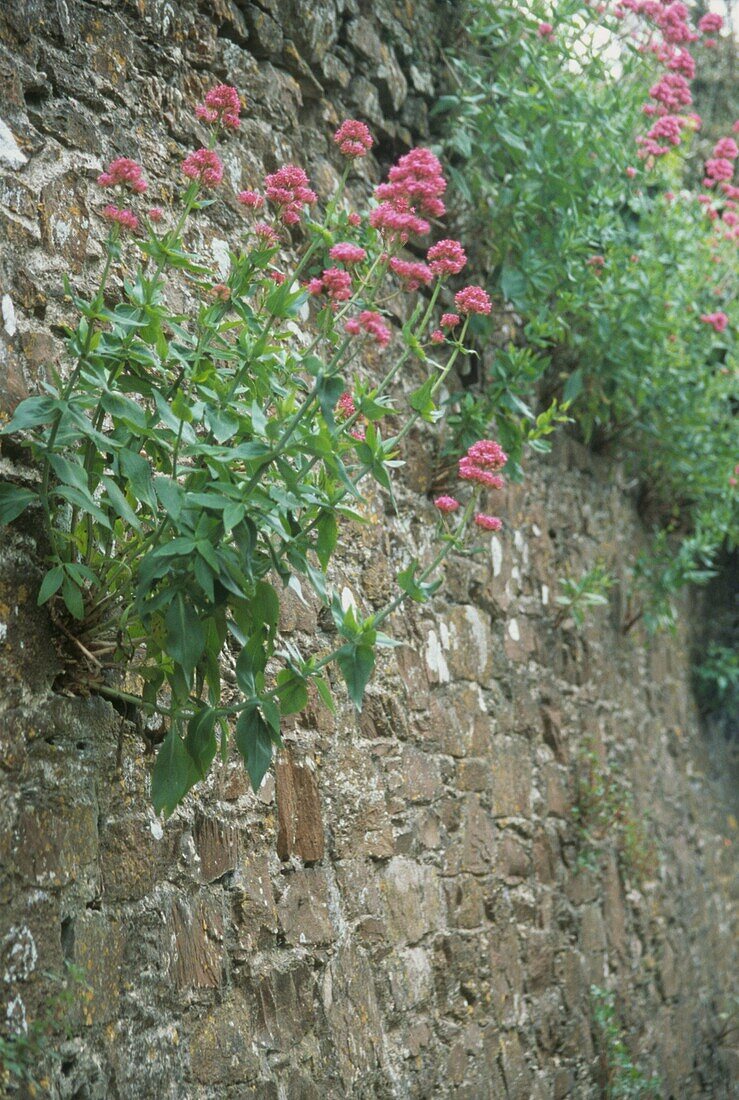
[537,21,554,37]
[427,238,467,277]
[98,157,147,193]
[435,439,507,530]
[700,311,728,333]
[441,312,460,329]
[102,205,140,232]
[648,71,691,111]
[329,242,367,266]
[703,137,738,190]
[195,84,241,129]
[370,148,447,243]
[182,148,224,188]
[697,12,722,35]
[308,267,352,302]
[454,285,492,315]
[334,120,373,158]
[389,256,433,291]
[237,190,264,210]
[344,310,391,347]
[336,391,366,440]
[264,165,317,225]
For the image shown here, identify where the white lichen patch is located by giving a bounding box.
[2,926,37,982]
[0,119,27,169]
[0,623,7,642]
[425,628,449,683]
[508,619,520,642]
[2,294,16,337]
[211,237,231,277]
[541,584,549,606]
[464,605,489,670]
[491,534,503,577]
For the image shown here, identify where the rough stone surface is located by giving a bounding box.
[0,1,736,1098]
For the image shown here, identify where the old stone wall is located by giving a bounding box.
[0,1,736,1098]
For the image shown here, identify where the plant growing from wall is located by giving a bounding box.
[0,89,512,814]
[591,985,662,1099]
[572,740,659,884]
[554,561,613,629]
[436,0,738,628]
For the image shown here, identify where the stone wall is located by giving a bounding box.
[0,1,736,1097]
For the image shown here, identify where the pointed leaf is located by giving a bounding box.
[151,727,201,816]
[235,705,273,791]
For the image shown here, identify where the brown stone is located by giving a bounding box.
[277,868,335,946]
[190,995,260,1084]
[382,857,443,944]
[193,814,239,883]
[168,894,223,989]
[69,911,125,1026]
[275,751,324,862]
[491,739,533,817]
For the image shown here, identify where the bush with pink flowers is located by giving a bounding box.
[439,0,737,630]
[0,93,511,813]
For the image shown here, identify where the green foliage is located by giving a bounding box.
[555,561,613,629]
[572,741,659,884]
[693,642,739,715]
[440,0,738,619]
[0,123,497,815]
[591,985,662,1099]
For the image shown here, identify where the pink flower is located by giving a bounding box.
[647,114,683,146]
[587,254,606,269]
[211,283,231,300]
[455,285,492,315]
[182,148,224,188]
[427,238,467,277]
[389,256,433,291]
[434,495,459,513]
[664,191,675,201]
[97,157,147,193]
[666,46,695,78]
[329,242,367,265]
[314,267,352,302]
[430,329,445,344]
[269,271,286,284]
[237,190,264,209]
[723,211,738,227]
[102,204,140,232]
[264,164,317,225]
[537,21,554,37]
[700,311,728,333]
[307,277,324,295]
[649,72,692,111]
[466,439,507,470]
[698,12,722,34]
[441,312,460,329]
[376,148,446,215]
[704,158,735,186]
[147,206,164,222]
[336,392,356,419]
[626,166,637,178]
[253,222,279,247]
[474,513,503,531]
[348,212,362,227]
[714,138,739,161]
[369,200,430,242]
[195,84,241,129]
[334,119,373,158]
[344,310,391,346]
[350,426,366,441]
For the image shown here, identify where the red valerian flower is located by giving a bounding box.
[334,119,373,158]
[182,148,224,188]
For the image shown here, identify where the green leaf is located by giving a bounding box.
[119,449,157,511]
[0,483,36,525]
[184,708,218,778]
[164,594,205,676]
[335,643,375,710]
[61,576,85,620]
[253,580,280,638]
[314,674,336,714]
[101,391,148,429]
[408,378,440,423]
[235,705,273,791]
[1,396,58,433]
[154,477,184,520]
[151,728,201,816]
[37,565,65,605]
[317,375,345,428]
[316,512,337,570]
[275,669,309,715]
[500,264,527,307]
[563,368,584,403]
[102,476,141,531]
[55,485,112,529]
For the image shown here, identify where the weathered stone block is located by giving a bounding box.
[275,751,324,862]
[277,868,335,946]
